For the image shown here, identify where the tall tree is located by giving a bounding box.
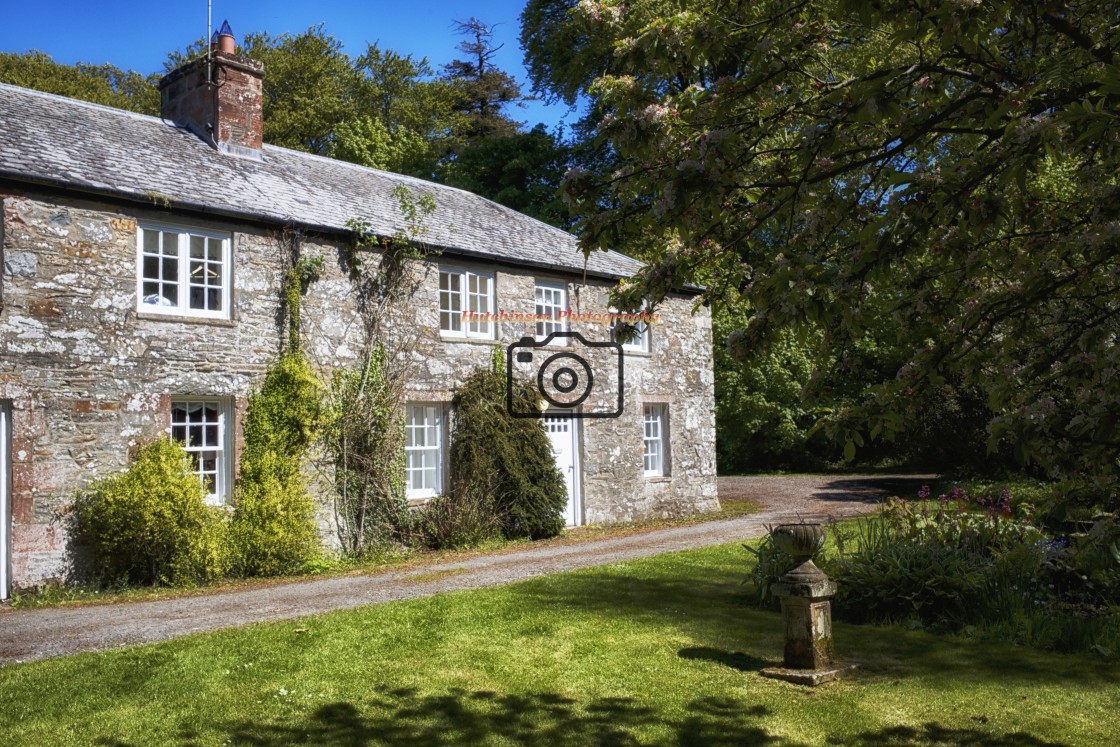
[333,45,464,177]
[528,0,1120,506]
[240,25,365,154]
[443,18,526,140]
[167,27,465,177]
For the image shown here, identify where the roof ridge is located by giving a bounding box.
[0,81,167,125]
[0,82,628,258]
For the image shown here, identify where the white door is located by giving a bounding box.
[1,405,9,600]
[545,415,580,527]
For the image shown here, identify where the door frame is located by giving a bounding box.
[1,403,10,600]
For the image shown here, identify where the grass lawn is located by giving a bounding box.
[1,542,1116,746]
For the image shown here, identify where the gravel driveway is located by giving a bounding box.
[0,474,930,665]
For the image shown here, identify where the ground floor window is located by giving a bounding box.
[170,399,230,505]
[643,404,669,477]
[405,404,444,499]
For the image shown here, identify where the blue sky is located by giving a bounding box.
[0,0,578,130]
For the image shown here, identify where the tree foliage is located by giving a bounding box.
[443,124,572,227]
[0,50,158,114]
[715,306,836,472]
[165,26,464,177]
[528,0,1120,506]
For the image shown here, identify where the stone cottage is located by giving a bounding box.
[0,32,717,596]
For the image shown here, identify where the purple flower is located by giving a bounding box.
[918,485,931,499]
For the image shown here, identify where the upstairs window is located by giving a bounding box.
[170,399,231,505]
[611,312,651,353]
[535,283,567,342]
[439,267,494,339]
[138,223,231,319]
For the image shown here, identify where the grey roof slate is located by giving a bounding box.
[0,82,644,281]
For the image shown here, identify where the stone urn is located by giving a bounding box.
[770,522,827,583]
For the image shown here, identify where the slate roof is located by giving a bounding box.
[0,82,645,281]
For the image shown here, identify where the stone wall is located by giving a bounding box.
[0,190,717,589]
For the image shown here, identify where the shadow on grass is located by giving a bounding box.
[827,723,1069,746]
[207,688,785,747]
[511,572,1120,687]
[809,477,932,506]
[679,646,774,672]
[137,687,1072,747]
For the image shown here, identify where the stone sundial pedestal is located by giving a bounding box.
[760,522,857,686]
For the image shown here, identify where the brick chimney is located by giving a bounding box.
[158,21,264,160]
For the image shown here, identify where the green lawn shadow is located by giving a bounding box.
[149,687,1071,747]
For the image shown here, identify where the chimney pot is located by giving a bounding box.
[217,20,236,54]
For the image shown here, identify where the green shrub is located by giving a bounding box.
[881,489,1045,557]
[742,534,793,608]
[449,348,567,541]
[229,351,323,576]
[70,439,227,587]
[417,480,501,550]
[229,450,321,577]
[768,488,1120,653]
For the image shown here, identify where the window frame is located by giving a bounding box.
[438,266,495,340]
[534,281,568,343]
[169,397,232,506]
[611,310,651,353]
[136,221,233,320]
[404,403,446,500]
[642,403,670,477]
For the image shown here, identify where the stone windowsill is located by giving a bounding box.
[646,476,673,484]
[136,311,237,328]
[439,333,500,346]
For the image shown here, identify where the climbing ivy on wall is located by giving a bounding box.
[282,249,326,353]
[324,343,411,556]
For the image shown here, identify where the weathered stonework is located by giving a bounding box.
[0,190,717,590]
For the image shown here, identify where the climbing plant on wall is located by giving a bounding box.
[325,186,438,557]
